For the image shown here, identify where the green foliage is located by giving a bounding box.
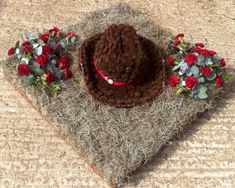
[35,74,61,94]
[22,74,34,86]
[222,72,233,81]
[190,65,199,75]
[207,72,216,81]
[193,84,208,99]
[175,85,190,96]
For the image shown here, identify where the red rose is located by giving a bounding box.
[220,58,225,67]
[195,43,204,48]
[64,68,73,79]
[214,76,223,87]
[199,49,210,56]
[22,41,30,46]
[197,49,216,56]
[36,54,48,67]
[173,39,181,47]
[168,75,179,87]
[54,44,60,51]
[42,44,51,55]
[185,53,198,65]
[193,47,201,54]
[39,32,50,41]
[17,64,30,76]
[45,70,55,83]
[66,32,75,37]
[23,45,33,54]
[185,76,198,89]
[200,67,213,77]
[7,47,15,56]
[49,27,60,35]
[175,33,184,39]
[168,55,175,65]
[57,56,69,69]
[208,50,216,56]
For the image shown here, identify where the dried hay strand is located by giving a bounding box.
[1,4,233,188]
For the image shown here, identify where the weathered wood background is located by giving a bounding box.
[0,0,234,187]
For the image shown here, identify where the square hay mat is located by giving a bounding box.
[1,4,234,188]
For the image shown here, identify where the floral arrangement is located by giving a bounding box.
[167,33,232,99]
[7,27,77,94]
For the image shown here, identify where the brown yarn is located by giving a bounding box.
[79,24,165,108]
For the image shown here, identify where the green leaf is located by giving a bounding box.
[21,57,29,64]
[222,72,233,81]
[49,41,56,48]
[50,84,61,92]
[207,72,216,81]
[27,32,35,40]
[60,41,66,48]
[197,90,208,99]
[38,39,45,46]
[205,58,214,65]
[15,41,20,48]
[191,65,199,75]
[185,69,192,76]
[24,53,33,60]
[35,46,43,56]
[71,36,76,44]
[33,43,39,49]
[196,61,204,66]
[29,62,44,76]
[197,55,204,62]
[198,77,205,84]
[22,74,34,86]
[174,60,179,65]
[15,48,20,54]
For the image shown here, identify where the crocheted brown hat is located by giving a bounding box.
[79,24,165,107]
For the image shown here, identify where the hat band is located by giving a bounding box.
[93,59,144,87]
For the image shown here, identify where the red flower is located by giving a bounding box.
[175,33,184,39]
[168,75,179,87]
[36,54,48,67]
[42,44,51,55]
[199,49,210,56]
[39,32,50,41]
[173,39,181,47]
[45,70,55,83]
[64,68,73,79]
[22,41,30,46]
[208,50,216,56]
[168,55,175,65]
[195,43,204,48]
[7,47,15,56]
[200,67,213,77]
[193,48,216,57]
[49,27,60,35]
[54,44,60,51]
[66,32,75,37]
[57,56,69,69]
[185,76,198,89]
[220,58,226,67]
[17,64,30,76]
[185,53,198,65]
[23,45,33,54]
[215,76,223,87]
[193,47,201,54]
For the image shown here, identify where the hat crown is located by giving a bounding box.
[94,24,149,82]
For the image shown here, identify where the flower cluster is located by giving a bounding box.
[7,27,77,93]
[167,33,230,99]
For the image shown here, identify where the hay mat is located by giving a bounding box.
[0,4,233,188]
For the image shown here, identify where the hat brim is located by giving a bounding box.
[79,33,165,107]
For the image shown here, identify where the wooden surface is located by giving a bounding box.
[0,0,235,187]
